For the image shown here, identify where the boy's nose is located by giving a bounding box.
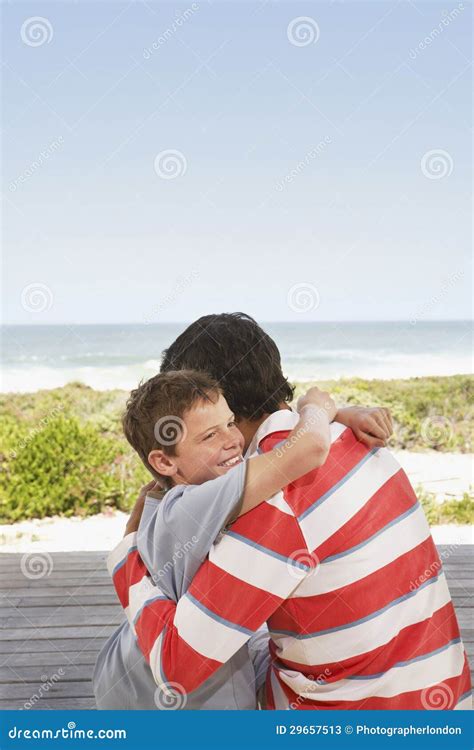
[222,431,239,450]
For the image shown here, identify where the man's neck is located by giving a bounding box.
[238,402,291,453]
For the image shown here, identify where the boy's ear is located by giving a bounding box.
[148,449,178,478]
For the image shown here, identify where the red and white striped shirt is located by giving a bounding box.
[109,411,472,709]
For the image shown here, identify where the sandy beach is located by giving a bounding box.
[1,450,471,552]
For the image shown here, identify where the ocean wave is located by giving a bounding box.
[1,355,472,394]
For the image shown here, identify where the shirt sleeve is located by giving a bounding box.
[136,461,246,601]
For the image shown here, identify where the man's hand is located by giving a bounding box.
[124,480,161,537]
[297,386,337,422]
[336,406,393,449]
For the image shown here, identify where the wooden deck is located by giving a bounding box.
[0,545,472,710]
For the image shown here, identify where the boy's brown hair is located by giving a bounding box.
[123,369,221,481]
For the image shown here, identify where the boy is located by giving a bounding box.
[94,370,391,709]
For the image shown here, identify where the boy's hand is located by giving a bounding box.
[124,480,159,537]
[297,386,337,422]
[336,406,393,449]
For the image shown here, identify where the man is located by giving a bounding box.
[102,313,472,709]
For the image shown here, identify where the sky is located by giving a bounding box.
[2,0,472,325]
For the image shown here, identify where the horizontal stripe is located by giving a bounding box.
[188,561,283,632]
[173,592,251,663]
[271,573,452,664]
[293,502,430,598]
[299,449,379,521]
[278,640,466,703]
[314,466,418,562]
[185,592,255,636]
[208,529,309,598]
[270,601,461,680]
[277,665,471,710]
[127,574,165,624]
[274,572,444,639]
[300,449,402,551]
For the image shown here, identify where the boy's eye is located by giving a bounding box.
[228,420,236,428]
[203,431,216,441]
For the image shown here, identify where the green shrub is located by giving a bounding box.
[0,413,148,522]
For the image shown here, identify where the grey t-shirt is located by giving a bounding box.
[93,462,270,710]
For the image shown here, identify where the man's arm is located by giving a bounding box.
[108,490,309,693]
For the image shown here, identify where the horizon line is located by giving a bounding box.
[1,319,473,327]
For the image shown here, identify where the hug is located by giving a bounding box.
[94,313,471,711]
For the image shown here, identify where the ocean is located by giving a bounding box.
[1,321,472,394]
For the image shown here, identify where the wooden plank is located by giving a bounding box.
[1,585,116,598]
[0,577,110,590]
[0,625,118,641]
[0,637,111,657]
[0,604,122,621]
[1,651,99,667]
[2,613,123,629]
[0,664,93,682]
[0,698,97,709]
[0,562,108,573]
[1,681,95,700]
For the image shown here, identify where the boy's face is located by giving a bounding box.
[150,393,245,486]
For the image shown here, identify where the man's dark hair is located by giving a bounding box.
[161,313,294,420]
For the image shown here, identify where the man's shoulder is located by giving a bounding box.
[246,409,298,456]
